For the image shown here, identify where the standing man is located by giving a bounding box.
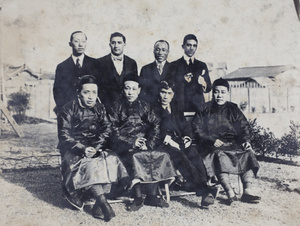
[96,32,138,113]
[139,40,176,105]
[53,31,97,115]
[172,34,211,113]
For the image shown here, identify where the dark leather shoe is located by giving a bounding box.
[228,195,238,205]
[144,196,169,208]
[102,202,116,222]
[201,193,215,207]
[241,194,261,203]
[92,204,104,219]
[127,198,144,211]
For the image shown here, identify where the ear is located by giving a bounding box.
[69,42,72,47]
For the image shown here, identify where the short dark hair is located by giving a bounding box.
[110,32,126,43]
[76,75,97,92]
[183,34,198,45]
[160,80,175,92]
[70,31,87,42]
[154,40,170,50]
[212,78,230,91]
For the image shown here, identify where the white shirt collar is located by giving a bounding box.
[156,60,166,68]
[162,104,171,113]
[72,54,85,66]
[183,54,195,65]
[111,53,124,61]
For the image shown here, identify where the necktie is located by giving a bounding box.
[76,58,81,69]
[188,58,194,73]
[157,63,163,75]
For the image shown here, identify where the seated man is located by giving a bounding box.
[192,78,261,205]
[57,75,129,222]
[153,81,215,207]
[108,73,177,211]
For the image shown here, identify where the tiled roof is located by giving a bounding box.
[3,64,54,80]
[224,65,295,79]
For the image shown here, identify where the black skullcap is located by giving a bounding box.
[123,73,140,85]
[212,78,230,90]
[76,75,97,92]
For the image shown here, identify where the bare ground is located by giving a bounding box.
[1,123,300,226]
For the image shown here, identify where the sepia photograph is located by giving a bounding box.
[0,0,300,225]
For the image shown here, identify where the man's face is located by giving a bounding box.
[153,42,169,63]
[124,81,140,103]
[110,36,126,56]
[182,39,197,57]
[69,32,87,56]
[160,88,174,106]
[213,86,229,106]
[79,83,98,108]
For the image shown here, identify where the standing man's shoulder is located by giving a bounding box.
[140,61,156,75]
[97,54,111,62]
[124,55,137,64]
[56,56,73,69]
[194,58,208,68]
[141,61,156,70]
[171,57,184,65]
[84,54,97,62]
[164,61,177,72]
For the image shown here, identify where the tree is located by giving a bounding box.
[7,91,31,123]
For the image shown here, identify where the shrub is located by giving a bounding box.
[7,91,31,123]
[249,119,300,160]
[278,121,300,161]
[249,119,279,156]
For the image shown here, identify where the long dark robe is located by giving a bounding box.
[192,101,259,177]
[58,99,129,202]
[108,98,177,184]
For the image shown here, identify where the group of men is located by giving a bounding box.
[54,31,260,222]
[53,31,211,115]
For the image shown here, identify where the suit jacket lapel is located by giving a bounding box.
[121,56,126,76]
[66,57,79,79]
[160,61,171,80]
[105,55,119,82]
[151,61,162,82]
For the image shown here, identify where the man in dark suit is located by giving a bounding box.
[139,40,176,105]
[96,32,138,113]
[172,34,211,113]
[53,31,97,115]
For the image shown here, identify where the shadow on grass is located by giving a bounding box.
[256,155,300,166]
[1,167,71,210]
[172,196,203,209]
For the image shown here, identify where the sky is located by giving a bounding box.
[1,0,300,74]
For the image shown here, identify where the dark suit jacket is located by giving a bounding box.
[96,54,138,113]
[152,102,192,145]
[53,55,98,114]
[139,61,176,105]
[172,57,211,112]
